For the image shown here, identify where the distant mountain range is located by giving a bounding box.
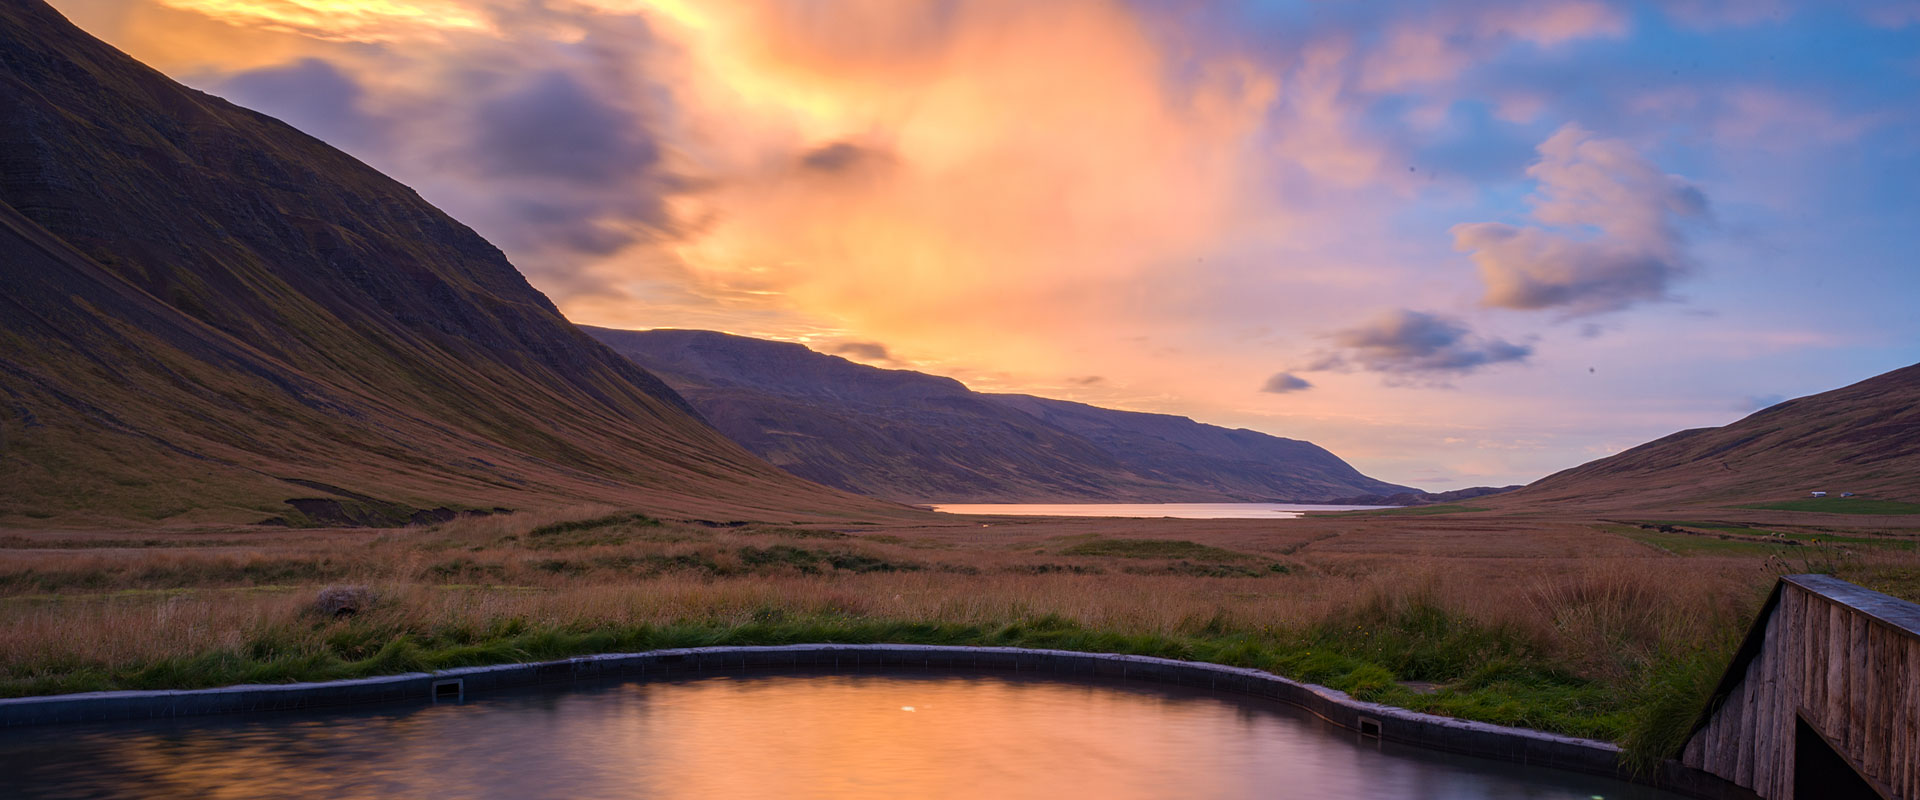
[1326,486,1521,507]
[0,1,884,525]
[1495,362,1920,509]
[588,328,1414,503]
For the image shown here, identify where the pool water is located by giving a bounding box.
[2,672,1681,799]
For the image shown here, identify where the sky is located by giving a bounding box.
[46,0,1920,490]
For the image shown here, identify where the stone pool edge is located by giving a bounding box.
[0,643,1751,798]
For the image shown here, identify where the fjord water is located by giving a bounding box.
[929,503,1392,519]
[4,673,1680,799]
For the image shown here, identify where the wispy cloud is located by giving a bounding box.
[1305,310,1532,383]
[1360,1,1626,92]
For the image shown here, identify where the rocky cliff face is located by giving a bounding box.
[590,328,1414,503]
[0,1,882,524]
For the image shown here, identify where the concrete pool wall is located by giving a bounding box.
[0,643,1754,798]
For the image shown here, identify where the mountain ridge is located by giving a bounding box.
[587,327,1413,503]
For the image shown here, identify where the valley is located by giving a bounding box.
[4,502,1916,769]
[2,0,1916,792]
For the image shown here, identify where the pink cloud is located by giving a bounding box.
[1715,88,1877,145]
[1453,125,1708,315]
[1494,1,1628,44]
[1492,92,1549,124]
[1629,86,1877,147]
[1360,1,1625,92]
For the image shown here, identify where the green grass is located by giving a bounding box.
[1646,521,1779,536]
[1610,528,1790,557]
[527,512,661,537]
[1058,537,1251,560]
[1615,644,1737,772]
[1121,561,1290,578]
[739,526,853,540]
[1736,498,1920,515]
[1635,521,1913,551]
[0,605,1723,769]
[1773,532,1909,549]
[737,545,924,574]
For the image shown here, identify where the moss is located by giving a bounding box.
[1059,537,1249,560]
[526,512,661,538]
[738,545,922,574]
[1120,561,1286,578]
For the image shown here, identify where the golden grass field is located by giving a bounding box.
[3,504,1915,764]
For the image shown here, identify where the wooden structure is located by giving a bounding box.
[1682,574,1920,799]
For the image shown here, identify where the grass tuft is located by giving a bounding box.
[527,512,661,537]
[1059,537,1249,560]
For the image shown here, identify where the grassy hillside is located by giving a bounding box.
[1495,362,1920,512]
[0,1,892,525]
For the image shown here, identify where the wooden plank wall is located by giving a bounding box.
[1681,575,1920,799]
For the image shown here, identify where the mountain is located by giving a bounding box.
[982,395,1414,502]
[587,328,1414,503]
[1324,486,1521,507]
[0,1,886,525]
[1497,362,1920,510]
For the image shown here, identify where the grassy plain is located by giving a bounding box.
[3,505,1916,767]
[1736,497,1920,515]
[1329,504,1488,516]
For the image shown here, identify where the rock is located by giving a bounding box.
[315,585,373,618]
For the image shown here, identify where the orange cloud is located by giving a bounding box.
[597,0,1283,375]
[153,0,491,40]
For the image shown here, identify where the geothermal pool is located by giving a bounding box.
[3,672,1682,799]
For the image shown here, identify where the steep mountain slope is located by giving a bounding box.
[0,1,886,525]
[1497,362,1920,510]
[589,328,1413,502]
[986,394,1415,502]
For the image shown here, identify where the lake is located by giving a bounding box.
[927,502,1393,519]
[1,672,1682,799]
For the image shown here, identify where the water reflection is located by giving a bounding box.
[4,673,1678,799]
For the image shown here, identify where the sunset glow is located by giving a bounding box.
[51,0,1920,488]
